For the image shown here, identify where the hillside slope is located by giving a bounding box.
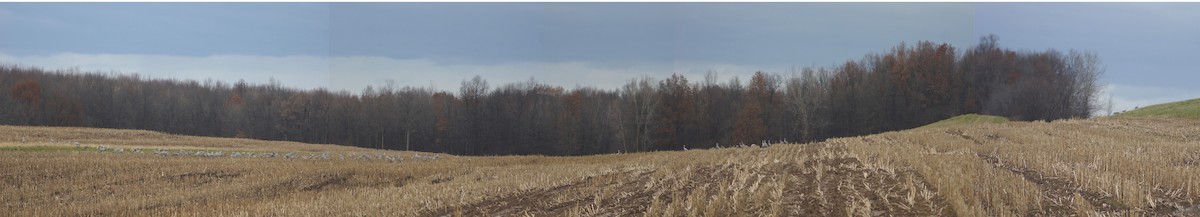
[2,117,1199,216]
[918,114,1009,129]
[1119,98,1200,120]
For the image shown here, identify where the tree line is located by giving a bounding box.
[0,35,1103,156]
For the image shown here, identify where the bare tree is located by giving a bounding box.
[0,35,1106,156]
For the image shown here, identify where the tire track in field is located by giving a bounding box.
[421,169,653,217]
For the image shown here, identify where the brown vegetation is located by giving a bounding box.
[2,116,1198,216]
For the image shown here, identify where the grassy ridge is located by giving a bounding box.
[1118,98,1200,120]
[918,114,1009,129]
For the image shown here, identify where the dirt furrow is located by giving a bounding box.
[976,153,1131,215]
[422,169,653,217]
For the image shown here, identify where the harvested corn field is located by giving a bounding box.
[2,117,1199,216]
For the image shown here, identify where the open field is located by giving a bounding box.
[2,116,1200,216]
[0,125,379,153]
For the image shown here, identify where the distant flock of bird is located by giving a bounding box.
[614,139,787,154]
[699,139,783,150]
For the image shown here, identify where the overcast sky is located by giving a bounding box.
[1,3,1197,113]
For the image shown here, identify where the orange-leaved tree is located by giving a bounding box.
[10,79,42,124]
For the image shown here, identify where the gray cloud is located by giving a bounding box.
[0,53,332,90]
[0,53,771,94]
[329,3,976,68]
[975,3,1200,88]
[3,3,1198,110]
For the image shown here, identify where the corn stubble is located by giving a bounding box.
[1,117,1198,216]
